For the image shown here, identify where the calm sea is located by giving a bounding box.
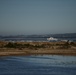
[0,33,76,42]
[0,55,76,75]
[0,37,76,42]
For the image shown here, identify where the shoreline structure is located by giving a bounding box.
[0,41,76,56]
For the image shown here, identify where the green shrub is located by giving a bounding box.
[5,42,16,48]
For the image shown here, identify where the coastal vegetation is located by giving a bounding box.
[0,41,76,56]
[0,41,76,50]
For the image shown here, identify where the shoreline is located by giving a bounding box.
[0,41,76,56]
[0,49,76,56]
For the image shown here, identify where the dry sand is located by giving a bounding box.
[0,49,76,56]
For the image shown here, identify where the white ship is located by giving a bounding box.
[47,37,58,41]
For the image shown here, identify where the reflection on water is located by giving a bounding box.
[0,55,76,75]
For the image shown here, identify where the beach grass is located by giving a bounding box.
[0,41,76,56]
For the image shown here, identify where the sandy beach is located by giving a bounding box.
[0,41,76,56]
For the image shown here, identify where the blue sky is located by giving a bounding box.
[0,0,76,35]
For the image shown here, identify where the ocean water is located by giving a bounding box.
[0,55,76,75]
[0,37,76,42]
[0,33,76,42]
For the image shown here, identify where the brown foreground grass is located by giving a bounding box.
[0,41,76,56]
